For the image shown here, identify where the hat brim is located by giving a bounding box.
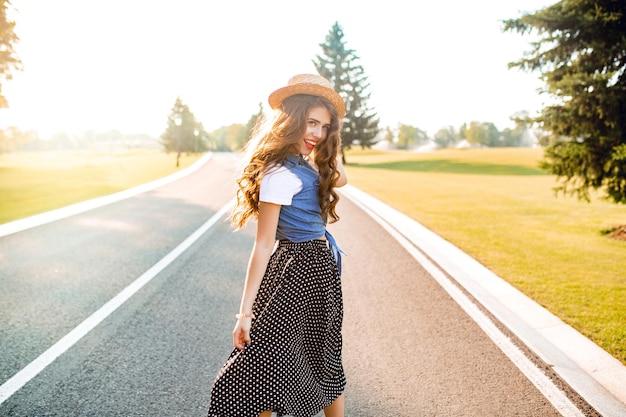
[268,84,346,119]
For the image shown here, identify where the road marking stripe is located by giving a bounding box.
[0,199,235,405]
[345,190,585,417]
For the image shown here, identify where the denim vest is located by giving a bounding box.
[275,154,344,274]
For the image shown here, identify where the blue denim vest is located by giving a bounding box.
[275,154,344,274]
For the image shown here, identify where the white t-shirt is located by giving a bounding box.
[259,165,303,205]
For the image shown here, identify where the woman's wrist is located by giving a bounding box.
[235,312,255,320]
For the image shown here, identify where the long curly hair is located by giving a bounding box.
[231,94,342,230]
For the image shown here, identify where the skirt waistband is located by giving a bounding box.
[277,239,328,249]
[277,231,344,276]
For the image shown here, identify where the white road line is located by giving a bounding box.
[0,199,235,405]
[344,189,585,417]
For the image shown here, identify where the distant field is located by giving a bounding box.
[0,150,201,224]
[343,147,625,365]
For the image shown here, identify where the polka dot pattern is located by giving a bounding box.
[208,240,345,417]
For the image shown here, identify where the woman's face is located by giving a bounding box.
[298,106,331,156]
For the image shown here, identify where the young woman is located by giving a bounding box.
[207,74,348,417]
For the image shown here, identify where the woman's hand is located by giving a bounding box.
[233,317,252,350]
[335,155,348,187]
[233,202,280,350]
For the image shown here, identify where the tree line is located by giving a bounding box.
[0,121,254,155]
[384,114,537,150]
[2,1,625,203]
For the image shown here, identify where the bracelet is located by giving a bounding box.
[235,313,255,320]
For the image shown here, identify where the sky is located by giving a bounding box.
[1,0,555,138]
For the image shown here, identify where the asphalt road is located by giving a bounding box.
[0,153,592,416]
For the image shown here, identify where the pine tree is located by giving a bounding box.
[504,0,626,203]
[313,22,380,162]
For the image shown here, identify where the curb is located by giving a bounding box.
[339,184,626,417]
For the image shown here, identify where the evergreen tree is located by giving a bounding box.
[0,0,21,108]
[313,22,380,161]
[504,0,626,203]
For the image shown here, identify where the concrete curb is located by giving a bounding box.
[339,184,626,417]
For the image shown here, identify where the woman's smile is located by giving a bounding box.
[304,138,318,150]
[300,106,331,155]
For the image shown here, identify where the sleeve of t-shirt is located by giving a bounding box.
[259,166,302,205]
[259,166,302,206]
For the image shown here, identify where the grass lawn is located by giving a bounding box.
[343,147,626,365]
[0,149,201,224]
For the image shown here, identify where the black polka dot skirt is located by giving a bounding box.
[207,239,345,417]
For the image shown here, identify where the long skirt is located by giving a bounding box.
[207,239,345,417]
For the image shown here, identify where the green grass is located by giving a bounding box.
[0,150,201,224]
[344,147,626,365]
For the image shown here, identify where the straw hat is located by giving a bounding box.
[268,74,346,118]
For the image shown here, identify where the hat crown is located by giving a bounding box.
[288,74,334,90]
[268,73,346,118]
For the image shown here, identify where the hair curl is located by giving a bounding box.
[231,94,342,229]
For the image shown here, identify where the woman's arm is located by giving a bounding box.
[232,201,281,350]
